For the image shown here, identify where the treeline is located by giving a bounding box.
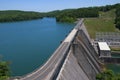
[115,5,120,29]
[47,8,99,23]
[55,8,99,22]
[0,3,120,23]
[0,10,43,22]
[45,3,120,23]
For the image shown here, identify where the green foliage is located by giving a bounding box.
[44,10,61,17]
[98,5,114,12]
[115,5,120,29]
[45,3,120,23]
[84,3,120,38]
[0,57,10,80]
[56,16,76,23]
[75,8,99,18]
[55,7,99,22]
[0,76,9,80]
[45,4,120,23]
[84,9,116,39]
[115,74,120,80]
[1,3,120,23]
[116,21,120,29]
[0,10,43,22]
[96,70,120,80]
[96,73,103,80]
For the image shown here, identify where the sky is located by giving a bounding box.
[0,0,120,12]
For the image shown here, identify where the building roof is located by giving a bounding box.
[98,42,111,51]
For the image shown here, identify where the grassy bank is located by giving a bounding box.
[111,47,120,51]
[84,9,119,39]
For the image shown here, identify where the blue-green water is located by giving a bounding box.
[106,64,120,74]
[112,53,120,58]
[0,18,75,76]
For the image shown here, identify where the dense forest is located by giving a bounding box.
[45,3,120,23]
[56,8,99,22]
[0,10,43,22]
[0,3,120,27]
[115,5,120,29]
[44,8,99,22]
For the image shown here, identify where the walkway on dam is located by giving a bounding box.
[13,19,101,80]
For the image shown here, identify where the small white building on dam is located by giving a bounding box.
[98,42,111,58]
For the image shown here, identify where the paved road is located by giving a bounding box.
[17,19,83,80]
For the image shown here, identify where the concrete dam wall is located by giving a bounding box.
[56,23,101,80]
[56,49,90,80]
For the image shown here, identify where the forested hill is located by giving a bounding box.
[56,8,99,22]
[44,8,99,23]
[0,3,120,23]
[46,3,120,29]
[45,3,120,23]
[0,10,43,22]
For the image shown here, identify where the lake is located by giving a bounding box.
[0,18,75,76]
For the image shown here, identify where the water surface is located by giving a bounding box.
[0,18,75,76]
[106,64,120,74]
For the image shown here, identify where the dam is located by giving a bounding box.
[13,19,101,80]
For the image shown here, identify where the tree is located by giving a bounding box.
[115,4,120,30]
[96,70,120,80]
[0,57,10,80]
[56,7,99,22]
[116,22,120,30]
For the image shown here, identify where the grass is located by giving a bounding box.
[110,47,120,51]
[84,9,119,39]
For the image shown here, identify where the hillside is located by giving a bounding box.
[84,9,119,39]
[0,3,120,23]
[0,10,43,22]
